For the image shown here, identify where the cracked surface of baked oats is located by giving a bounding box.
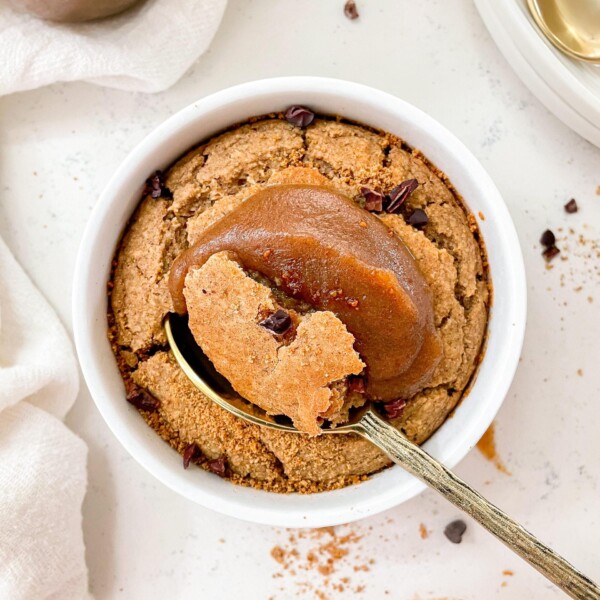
[109,115,489,493]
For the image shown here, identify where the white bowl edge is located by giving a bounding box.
[72,77,527,528]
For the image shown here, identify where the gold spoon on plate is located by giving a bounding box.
[164,313,599,599]
[527,0,600,63]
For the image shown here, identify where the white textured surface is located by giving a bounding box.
[0,0,599,598]
[0,239,88,599]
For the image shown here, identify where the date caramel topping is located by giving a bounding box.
[169,185,442,400]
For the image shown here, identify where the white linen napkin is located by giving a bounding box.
[0,0,228,95]
[0,235,90,600]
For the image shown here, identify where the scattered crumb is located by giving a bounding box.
[542,226,600,302]
[269,525,370,597]
[596,185,600,195]
[419,523,429,539]
[502,570,514,576]
[478,211,485,221]
[577,369,583,377]
[271,546,286,565]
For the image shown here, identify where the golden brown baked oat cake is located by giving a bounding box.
[108,114,490,493]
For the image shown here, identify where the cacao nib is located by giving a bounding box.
[207,456,227,477]
[284,105,315,128]
[406,208,428,228]
[564,198,578,213]
[183,443,201,469]
[348,376,366,394]
[384,398,406,420]
[143,170,172,200]
[543,245,560,262]
[540,229,556,247]
[385,179,418,214]
[344,0,359,20]
[259,309,292,335]
[361,187,383,212]
[126,383,160,412]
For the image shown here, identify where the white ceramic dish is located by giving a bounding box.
[72,77,526,528]
[475,0,600,148]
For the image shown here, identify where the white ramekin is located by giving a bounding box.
[72,77,526,528]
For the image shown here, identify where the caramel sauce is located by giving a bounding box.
[476,423,511,475]
[169,185,442,400]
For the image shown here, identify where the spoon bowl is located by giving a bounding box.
[528,0,600,62]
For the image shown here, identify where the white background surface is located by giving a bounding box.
[1,0,599,598]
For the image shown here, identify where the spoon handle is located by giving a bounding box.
[354,410,600,599]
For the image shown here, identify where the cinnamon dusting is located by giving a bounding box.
[269,526,372,598]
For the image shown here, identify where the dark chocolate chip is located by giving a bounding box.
[543,246,560,262]
[444,519,467,544]
[183,443,201,470]
[384,398,406,420]
[344,0,359,20]
[126,383,160,412]
[564,199,578,214]
[348,376,366,394]
[284,105,315,128]
[406,208,428,228]
[207,456,227,477]
[540,229,556,248]
[361,187,383,212]
[143,170,173,200]
[385,178,419,214]
[259,309,292,335]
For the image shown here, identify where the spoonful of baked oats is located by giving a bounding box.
[164,183,599,600]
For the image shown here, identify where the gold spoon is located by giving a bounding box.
[164,313,600,599]
[527,0,600,63]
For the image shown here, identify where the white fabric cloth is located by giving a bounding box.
[0,0,227,95]
[0,235,90,600]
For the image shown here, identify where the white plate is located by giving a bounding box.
[475,0,600,147]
